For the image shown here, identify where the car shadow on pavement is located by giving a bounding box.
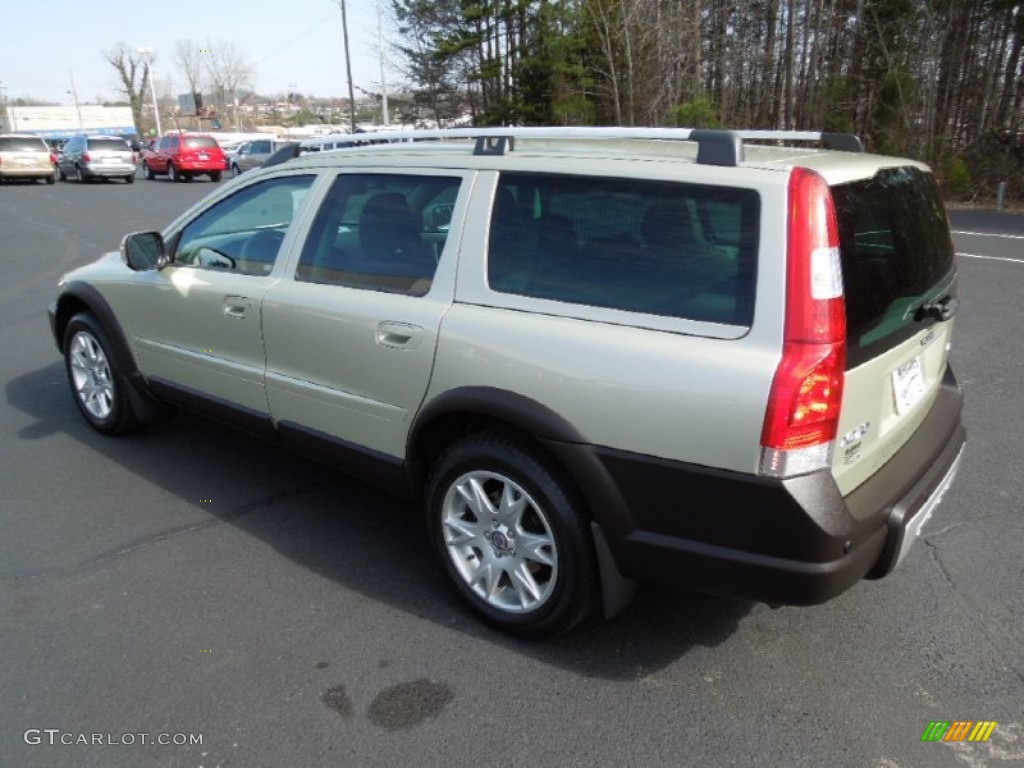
[7,362,752,680]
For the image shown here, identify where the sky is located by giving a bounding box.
[0,0,399,105]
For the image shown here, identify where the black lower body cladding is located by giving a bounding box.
[544,367,965,606]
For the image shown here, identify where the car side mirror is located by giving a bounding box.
[121,231,169,271]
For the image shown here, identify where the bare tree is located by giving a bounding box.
[176,40,205,98]
[202,40,253,130]
[103,43,150,133]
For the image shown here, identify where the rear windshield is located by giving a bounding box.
[0,137,47,152]
[87,138,130,151]
[183,137,218,149]
[832,167,956,366]
[488,173,759,326]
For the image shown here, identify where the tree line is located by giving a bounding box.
[392,0,1024,199]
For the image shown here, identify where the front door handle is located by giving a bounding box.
[376,321,424,349]
[223,295,252,319]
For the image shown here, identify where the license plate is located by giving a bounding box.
[892,356,925,414]
[198,153,209,160]
[17,156,35,165]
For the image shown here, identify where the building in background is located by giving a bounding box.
[0,105,136,142]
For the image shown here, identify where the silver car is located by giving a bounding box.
[48,126,965,637]
[229,139,280,175]
[57,135,136,184]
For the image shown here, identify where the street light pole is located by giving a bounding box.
[377,0,389,126]
[136,47,162,136]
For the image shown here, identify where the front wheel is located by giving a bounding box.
[143,162,155,180]
[426,433,598,637]
[63,313,140,435]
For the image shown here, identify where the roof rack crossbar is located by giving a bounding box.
[303,126,864,164]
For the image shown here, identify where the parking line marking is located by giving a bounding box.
[956,252,1024,265]
[951,230,1024,240]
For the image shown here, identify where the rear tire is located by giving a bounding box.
[46,171,56,185]
[75,165,87,183]
[209,171,222,182]
[168,163,181,182]
[124,173,135,184]
[426,432,599,637]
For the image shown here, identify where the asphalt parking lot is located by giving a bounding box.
[1,175,1021,767]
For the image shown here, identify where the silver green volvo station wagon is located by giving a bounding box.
[49,127,965,637]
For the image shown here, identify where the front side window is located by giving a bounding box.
[173,175,315,276]
[296,173,461,296]
[488,173,759,325]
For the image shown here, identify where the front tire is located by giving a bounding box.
[63,313,141,435]
[143,162,155,180]
[426,433,599,637]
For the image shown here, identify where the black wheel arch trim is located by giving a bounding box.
[408,385,637,544]
[53,282,139,377]
[53,283,166,420]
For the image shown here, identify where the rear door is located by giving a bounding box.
[829,166,958,495]
[261,168,473,458]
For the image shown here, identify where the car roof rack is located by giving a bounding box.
[309,127,864,167]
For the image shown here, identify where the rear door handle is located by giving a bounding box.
[223,295,253,319]
[376,321,424,349]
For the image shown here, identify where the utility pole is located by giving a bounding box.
[337,0,357,133]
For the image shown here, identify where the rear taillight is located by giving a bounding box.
[82,152,91,163]
[49,153,57,165]
[760,168,847,477]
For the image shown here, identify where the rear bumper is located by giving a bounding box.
[83,163,135,178]
[545,366,965,606]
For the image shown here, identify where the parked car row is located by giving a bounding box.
[2,131,302,187]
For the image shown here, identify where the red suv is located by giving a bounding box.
[142,132,226,182]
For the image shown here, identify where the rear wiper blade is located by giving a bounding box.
[914,295,959,322]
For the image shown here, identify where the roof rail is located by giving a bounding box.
[306,127,864,167]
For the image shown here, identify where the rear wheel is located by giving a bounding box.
[209,171,222,182]
[426,433,599,637]
[124,173,135,184]
[168,163,181,182]
[63,313,141,435]
[75,165,87,183]
[46,171,56,185]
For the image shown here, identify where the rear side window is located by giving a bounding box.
[832,167,955,365]
[0,137,47,152]
[183,136,218,149]
[297,173,461,296]
[487,173,759,326]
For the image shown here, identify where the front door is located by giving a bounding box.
[127,173,318,414]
